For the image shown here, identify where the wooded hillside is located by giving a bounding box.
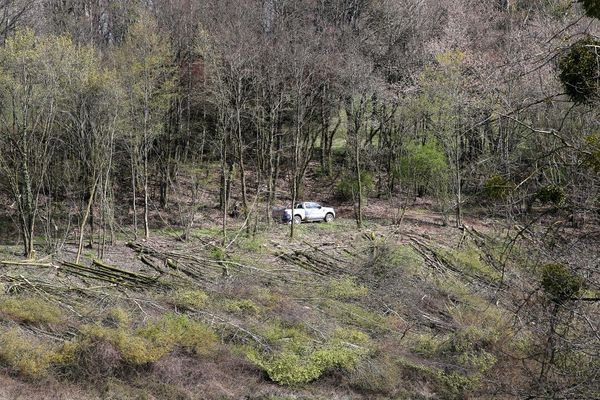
[0,1,598,399]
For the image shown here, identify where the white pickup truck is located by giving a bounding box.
[272,202,336,224]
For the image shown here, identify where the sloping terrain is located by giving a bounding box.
[1,206,596,400]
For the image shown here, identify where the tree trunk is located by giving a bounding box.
[143,148,150,240]
[455,132,462,228]
[131,153,138,240]
[236,99,248,219]
[76,174,98,264]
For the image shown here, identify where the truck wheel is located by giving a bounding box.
[293,215,302,224]
[324,213,334,223]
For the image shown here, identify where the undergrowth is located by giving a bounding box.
[245,324,371,385]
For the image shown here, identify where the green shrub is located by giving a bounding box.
[395,140,449,198]
[0,297,64,325]
[248,323,370,386]
[105,307,131,327]
[583,132,600,172]
[580,0,600,18]
[399,358,480,400]
[457,350,497,373]
[412,332,447,356]
[210,246,226,261]
[559,36,600,103]
[541,263,583,303]
[139,313,218,357]
[435,370,480,399]
[333,328,371,346]
[74,313,217,368]
[484,175,515,200]
[247,339,368,386]
[78,324,164,365]
[536,185,566,207]
[261,321,312,353]
[328,301,388,332]
[250,350,322,385]
[336,171,375,202]
[311,344,363,371]
[0,328,60,378]
[448,305,507,349]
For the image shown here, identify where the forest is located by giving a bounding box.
[0,0,599,399]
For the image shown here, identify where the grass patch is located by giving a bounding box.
[399,357,480,400]
[139,313,217,357]
[440,244,502,283]
[260,321,312,353]
[383,245,424,276]
[326,300,388,333]
[447,303,509,349]
[236,236,267,253]
[323,276,368,300]
[0,297,64,325]
[225,299,262,315]
[170,289,209,310]
[411,331,448,357]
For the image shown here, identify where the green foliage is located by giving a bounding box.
[171,289,209,310]
[411,330,497,374]
[413,332,447,356]
[536,184,567,206]
[559,37,600,103]
[261,321,312,353]
[541,263,584,303]
[78,324,165,365]
[139,313,217,357]
[75,313,217,367]
[247,328,369,386]
[448,304,508,349]
[332,328,371,346]
[387,245,424,274]
[456,351,497,373]
[583,133,600,173]
[395,141,449,198]
[248,350,322,385]
[324,276,368,300]
[328,301,389,332]
[441,244,502,283]
[399,358,480,400]
[0,297,64,325]
[579,0,600,19]
[106,307,131,327]
[210,246,226,261]
[225,299,262,315]
[484,175,515,200]
[237,236,267,253]
[336,171,375,202]
[0,328,61,378]
[435,370,480,400]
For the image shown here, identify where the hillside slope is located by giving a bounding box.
[0,206,597,400]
